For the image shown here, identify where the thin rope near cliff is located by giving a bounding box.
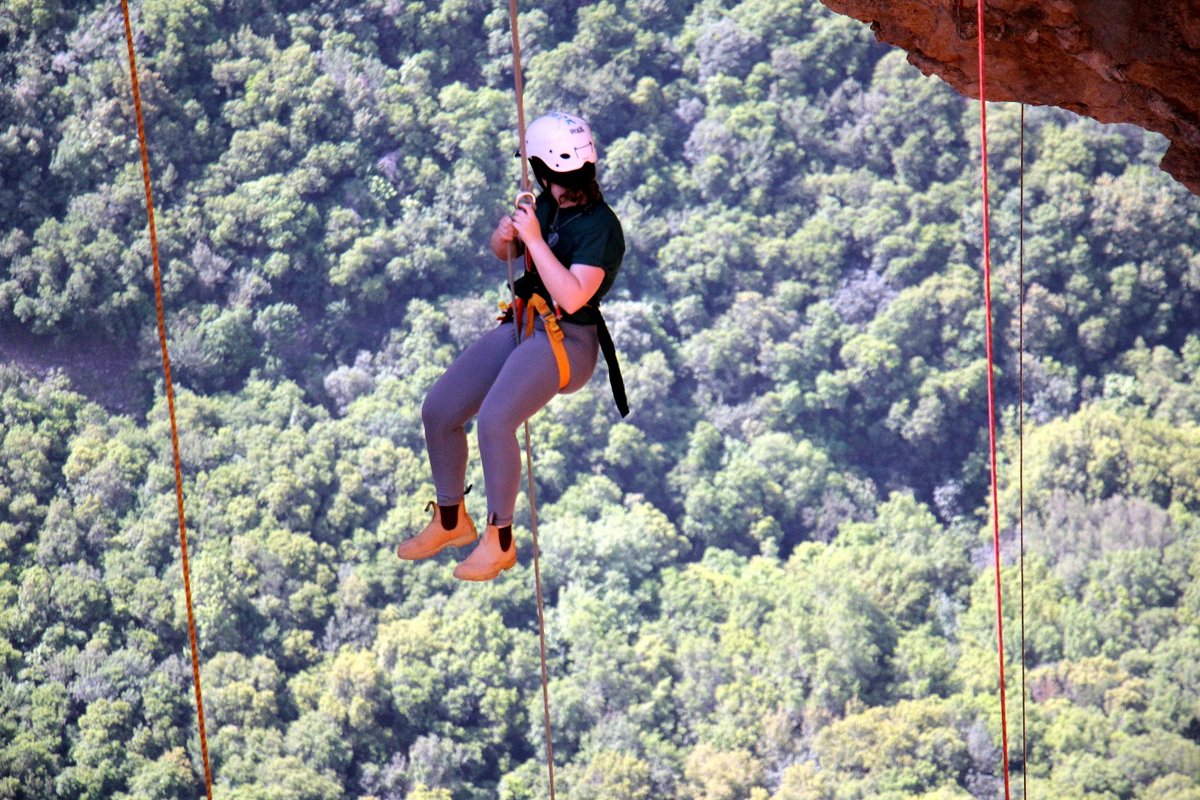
[974,1,1014,798]
[119,2,214,797]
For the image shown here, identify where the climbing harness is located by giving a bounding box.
[973,2,1014,798]
[494,292,571,390]
[119,2,214,798]
[499,267,631,416]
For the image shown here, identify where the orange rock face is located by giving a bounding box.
[819,0,1200,195]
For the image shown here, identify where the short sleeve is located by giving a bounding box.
[568,226,612,271]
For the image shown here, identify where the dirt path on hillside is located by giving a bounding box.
[0,324,150,416]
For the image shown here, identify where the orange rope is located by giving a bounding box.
[974,2,1013,797]
[507,2,557,798]
[119,3,214,797]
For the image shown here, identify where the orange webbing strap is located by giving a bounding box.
[975,2,1013,798]
[523,295,571,390]
[120,4,214,798]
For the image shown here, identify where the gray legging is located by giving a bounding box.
[422,318,599,527]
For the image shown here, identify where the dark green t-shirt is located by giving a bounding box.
[533,191,625,308]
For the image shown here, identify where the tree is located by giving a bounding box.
[120,748,199,800]
[567,750,654,800]
[682,743,766,800]
[56,699,135,800]
[810,699,973,798]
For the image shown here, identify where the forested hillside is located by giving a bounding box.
[2,0,1200,798]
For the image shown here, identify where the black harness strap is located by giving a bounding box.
[594,314,629,418]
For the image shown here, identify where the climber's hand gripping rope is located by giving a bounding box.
[504,191,537,339]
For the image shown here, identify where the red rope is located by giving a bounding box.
[119,3,214,797]
[975,2,1013,797]
[1018,102,1030,798]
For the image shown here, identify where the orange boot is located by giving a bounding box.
[453,524,518,581]
[396,500,478,560]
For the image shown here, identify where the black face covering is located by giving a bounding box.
[530,157,595,192]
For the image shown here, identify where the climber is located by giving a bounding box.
[396,111,627,581]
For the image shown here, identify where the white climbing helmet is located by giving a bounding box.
[523,111,597,173]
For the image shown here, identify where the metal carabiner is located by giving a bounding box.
[514,190,536,210]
